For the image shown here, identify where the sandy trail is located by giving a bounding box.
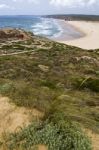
[38,145,47,150]
[0,49,35,57]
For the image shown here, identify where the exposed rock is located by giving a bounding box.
[0,30,7,38]
[0,28,34,41]
[72,55,99,65]
[38,65,49,72]
[58,95,71,100]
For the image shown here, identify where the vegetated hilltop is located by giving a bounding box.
[0,29,99,150]
[45,14,99,21]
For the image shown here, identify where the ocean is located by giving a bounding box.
[0,15,83,40]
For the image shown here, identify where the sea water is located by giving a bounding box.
[0,15,83,40]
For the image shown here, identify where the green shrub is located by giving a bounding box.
[73,77,99,92]
[0,82,13,94]
[40,80,56,89]
[85,78,99,92]
[3,116,92,150]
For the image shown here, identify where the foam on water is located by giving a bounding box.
[31,18,63,38]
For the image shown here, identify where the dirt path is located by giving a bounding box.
[0,95,43,137]
[0,46,51,57]
[38,145,47,150]
[0,49,35,57]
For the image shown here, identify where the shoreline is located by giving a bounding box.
[52,19,85,41]
[54,20,99,50]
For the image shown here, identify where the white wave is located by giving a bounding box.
[33,30,52,36]
[31,17,63,38]
[51,19,63,38]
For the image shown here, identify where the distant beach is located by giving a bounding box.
[52,19,85,41]
[55,20,99,50]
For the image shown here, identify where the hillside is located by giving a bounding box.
[0,29,99,150]
[45,14,99,21]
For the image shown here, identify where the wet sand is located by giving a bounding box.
[55,20,99,50]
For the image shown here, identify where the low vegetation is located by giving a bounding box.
[2,113,92,150]
[0,29,99,149]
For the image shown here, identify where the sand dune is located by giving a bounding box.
[0,96,42,137]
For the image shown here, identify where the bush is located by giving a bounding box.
[73,77,99,92]
[3,113,92,150]
[0,82,13,94]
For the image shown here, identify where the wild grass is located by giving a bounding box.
[0,35,99,149]
[0,42,99,131]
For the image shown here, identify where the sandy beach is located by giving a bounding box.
[56,20,99,50]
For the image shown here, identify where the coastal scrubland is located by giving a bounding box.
[0,29,99,150]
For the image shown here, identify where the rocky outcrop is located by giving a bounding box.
[0,28,34,40]
[38,64,49,72]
